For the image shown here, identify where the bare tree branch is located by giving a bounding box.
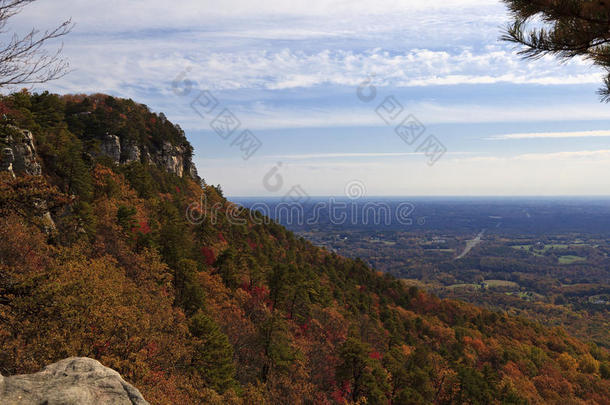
[0,0,72,88]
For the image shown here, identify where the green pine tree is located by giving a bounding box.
[189,312,236,393]
[175,259,206,316]
[502,0,610,100]
[337,336,389,404]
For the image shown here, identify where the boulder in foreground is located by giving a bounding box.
[0,357,149,405]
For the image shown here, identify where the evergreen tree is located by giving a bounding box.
[117,205,137,233]
[215,248,241,289]
[189,312,236,393]
[259,313,297,382]
[57,137,92,200]
[336,336,389,404]
[174,259,206,316]
[158,200,192,268]
[502,0,610,100]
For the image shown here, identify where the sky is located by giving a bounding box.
[10,0,610,196]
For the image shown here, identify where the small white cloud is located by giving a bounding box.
[515,150,610,161]
[266,152,419,159]
[487,130,610,140]
[264,152,472,160]
[455,149,610,163]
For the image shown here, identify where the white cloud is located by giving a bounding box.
[13,1,503,33]
[9,0,602,96]
[264,152,474,160]
[515,150,610,161]
[171,100,610,131]
[456,149,610,162]
[39,44,602,96]
[487,130,610,140]
[266,152,419,159]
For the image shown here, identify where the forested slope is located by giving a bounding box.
[0,91,608,404]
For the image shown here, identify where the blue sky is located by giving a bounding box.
[12,0,610,196]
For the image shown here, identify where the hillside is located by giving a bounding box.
[0,91,609,404]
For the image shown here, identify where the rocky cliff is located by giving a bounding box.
[0,93,200,180]
[0,125,198,181]
[0,126,55,232]
[0,357,149,405]
[97,133,199,179]
[0,127,42,178]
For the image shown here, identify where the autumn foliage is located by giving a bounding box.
[0,92,609,404]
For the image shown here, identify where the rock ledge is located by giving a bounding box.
[0,357,149,405]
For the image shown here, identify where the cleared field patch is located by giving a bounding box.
[447,283,481,290]
[484,280,519,289]
[558,255,586,264]
[506,291,545,301]
[544,244,569,250]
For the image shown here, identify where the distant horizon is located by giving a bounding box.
[229,195,610,200]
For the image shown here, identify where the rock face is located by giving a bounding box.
[14,130,42,176]
[0,357,149,405]
[1,147,15,178]
[0,128,42,176]
[122,140,141,164]
[96,133,198,179]
[159,141,185,178]
[1,127,55,232]
[0,125,199,180]
[100,134,122,164]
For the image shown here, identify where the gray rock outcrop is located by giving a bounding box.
[100,134,122,164]
[1,125,199,180]
[0,357,149,405]
[1,127,55,231]
[95,133,199,179]
[1,147,15,178]
[122,140,141,164]
[13,130,42,176]
[188,164,199,179]
[159,141,185,177]
[1,128,42,176]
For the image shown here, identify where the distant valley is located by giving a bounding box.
[235,197,610,347]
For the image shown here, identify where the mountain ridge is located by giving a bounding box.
[0,91,608,404]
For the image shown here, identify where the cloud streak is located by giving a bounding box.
[487,130,610,140]
[264,152,475,160]
[173,101,610,131]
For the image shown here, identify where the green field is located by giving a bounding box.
[484,280,519,289]
[558,255,586,265]
[506,291,545,301]
[512,243,592,261]
[447,283,481,290]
